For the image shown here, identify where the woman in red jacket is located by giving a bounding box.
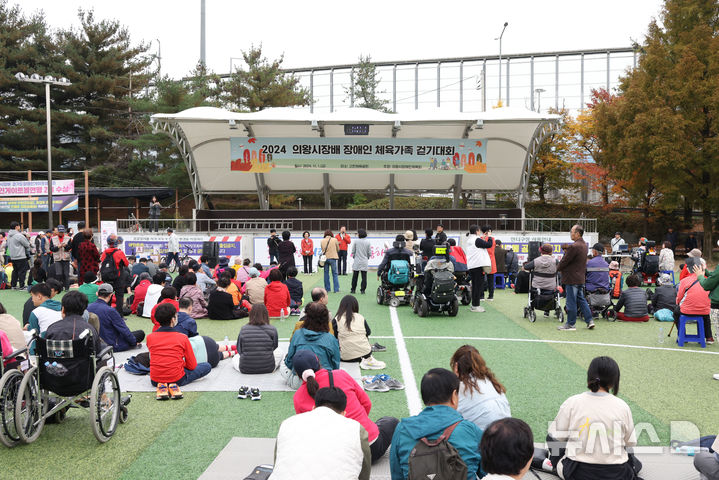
[291,349,398,463]
[678,260,713,343]
[264,268,291,317]
[300,231,314,275]
[482,225,497,301]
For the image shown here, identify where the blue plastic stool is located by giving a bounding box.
[494,273,506,290]
[661,270,676,285]
[677,315,706,348]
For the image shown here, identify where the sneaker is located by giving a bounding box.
[155,383,169,401]
[360,356,386,370]
[250,387,261,401]
[470,305,486,313]
[544,311,550,317]
[713,374,719,380]
[376,374,405,390]
[237,385,250,399]
[487,298,494,302]
[371,342,387,352]
[708,337,715,345]
[167,383,183,400]
[587,321,596,330]
[350,290,356,294]
[363,378,390,392]
[557,324,577,331]
[290,309,301,316]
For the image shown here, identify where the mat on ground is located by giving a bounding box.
[113,342,362,392]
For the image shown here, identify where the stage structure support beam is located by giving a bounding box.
[323,173,331,209]
[452,175,462,209]
[389,174,396,210]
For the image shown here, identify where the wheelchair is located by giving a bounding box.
[10,330,130,446]
[0,339,28,448]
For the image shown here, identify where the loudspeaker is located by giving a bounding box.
[202,241,219,258]
[528,241,541,262]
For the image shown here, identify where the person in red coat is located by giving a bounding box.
[131,273,152,314]
[481,226,497,301]
[335,226,352,276]
[151,286,180,331]
[99,234,129,315]
[264,268,291,317]
[301,231,314,275]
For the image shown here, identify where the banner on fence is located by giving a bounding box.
[0,195,78,212]
[0,180,75,196]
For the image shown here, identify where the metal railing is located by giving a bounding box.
[116,217,596,234]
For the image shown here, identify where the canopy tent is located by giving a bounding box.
[150,106,559,210]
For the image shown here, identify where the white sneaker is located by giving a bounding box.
[713,373,719,381]
[470,305,486,313]
[360,356,386,370]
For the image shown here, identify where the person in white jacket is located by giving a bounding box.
[479,418,535,480]
[465,224,493,313]
[165,228,180,269]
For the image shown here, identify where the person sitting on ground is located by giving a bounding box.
[0,301,25,351]
[260,261,278,281]
[585,243,610,293]
[79,271,101,304]
[213,256,232,279]
[548,356,637,479]
[331,295,385,370]
[88,283,144,352]
[390,368,484,480]
[147,303,212,400]
[523,243,558,291]
[142,272,166,318]
[191,262,216,293]
[22,278,62,327]
[130,272,152,314]
[196,255,212,277]
[235,304,279,374]
[680,248,703,281]
[679,261,714,344]
[612,274,649,322]
[693,434,719,479]
[231,257,243,276]
[173,298,233,367]
[243,267,267,305]
[480,418,535,480]
[45,291,104,371]
[292,349,398,463]
[171,265,190,293]
[292,287,335,336]
[131,257,150,278]
[174,297,198,337]
[422,243,455,298]
[235,258,252,284]
[264,268,291,317]
[377,234,413,280]
[27,257,47,287]
[284,266,303,315]
[650,273,677,319]
[221,270,242,305]
[272,382,371,480]
[450,345,511,431]
[658,241,675,273]
[179,272,208,319]
[26,282,63,337]
[283,302,340,388]
[207,276,250,320]
[151,286,179,331]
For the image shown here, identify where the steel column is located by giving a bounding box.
[482,60,487,112]
[389,174,395,210]
[459,61,463,112]
[506,59,510,106]
[330,68,334,112]
[530,56,535,111]
[606,51,610,91]
[580,53,585,109]
[555,54,559,110]
[392,65,397,112]
[414,63,419,110]
[323,173,331,209]
[437,62,441,107]
[309,70,314,113]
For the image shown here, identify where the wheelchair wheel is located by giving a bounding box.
[15,367,45,444]
[556,309,565,323]
[528,309,537,323]
[418,299,429,318]
[523,307,528,318]
[91,367,121,443]
[448,299,459,317]
[376,287,384,305]
[119,406,129,424]
[389,297,400,308]
[606,309,617,322]
[0,369,23,448]
[461,290,471,305]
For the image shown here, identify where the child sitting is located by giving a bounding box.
[331,295,385,370]
[284,266,304,315]
[150,286,179,331]
[146,303,211,400]
[612,274,649,322]
[78,271,100,304]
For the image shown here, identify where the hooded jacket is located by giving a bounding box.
[180,284,209,318]
[7,230,30,260]
[264,280,291,317]
[27,298,63,336]
[390,404,483,480]
[284,328,340,372]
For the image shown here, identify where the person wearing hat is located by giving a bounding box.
[100,234,130,315]
[49,224,71,291]
[88,283,144,352]
[213,256,231,279]
[242,267,267,305]
[586,243,610,294]
[679,248,704,281]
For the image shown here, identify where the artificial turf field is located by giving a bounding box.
[3,271,719,479]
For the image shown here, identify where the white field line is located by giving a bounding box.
[369,335,719,356]
[389,306,423,416]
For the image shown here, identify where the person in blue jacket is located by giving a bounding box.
[390,368,484,480]
[87,283,145,352]
[284,302,340,372]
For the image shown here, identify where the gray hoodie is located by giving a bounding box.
[7,230,30,260]
[351,238,371,271]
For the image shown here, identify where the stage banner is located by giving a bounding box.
[0,195,78,212]
[492,232,599,264]
[122,234,242,263]
[230,137,488,175]
[0,180,74,196]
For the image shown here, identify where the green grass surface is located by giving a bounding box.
[2,270,717,478]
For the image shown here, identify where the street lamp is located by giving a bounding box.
[15,72,72,229]
[297,197,303,210]
[155,39,162,78]
[495,22,508,106]
[535,88,546,113]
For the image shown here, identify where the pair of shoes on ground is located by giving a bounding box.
[470,305,486,313]
[360,355,386,370]
[156,383,182,400]
[237,386,261,400]
[371,342,387,353]
[289,308,301,316]
[557,321,595,331]
[362,374,405,392]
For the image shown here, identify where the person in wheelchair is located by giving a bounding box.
[421,244,455,297]
[376,235,413,282]
[523,244,559,316]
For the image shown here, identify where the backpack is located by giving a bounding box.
[388,259,410,286]
[431,269,456,303]
[100,249,120,282]
[514,270,530,294]
[408,421,467,480]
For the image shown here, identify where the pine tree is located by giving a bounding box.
[344,55,390,112]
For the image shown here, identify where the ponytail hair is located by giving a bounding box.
[586,356,620,395]
[306,375,320,398]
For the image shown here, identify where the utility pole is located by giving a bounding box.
[200,0,206,66]
[495,22,508,106]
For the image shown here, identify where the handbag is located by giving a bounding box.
[243,465,272,480]
[317,240,329,268]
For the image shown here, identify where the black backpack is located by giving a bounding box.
[431,269,456,303]
[100,249,120,282]
[408,421,467,480]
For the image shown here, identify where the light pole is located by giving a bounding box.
[297,197,303,210]
[15,72,72,229]
[535,88,546,113]
[155,39,162,78]
[495,22,508,106]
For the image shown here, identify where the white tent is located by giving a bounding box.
[151,106,559,209]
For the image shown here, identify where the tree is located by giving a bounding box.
[223,45,311,112]
[527,107,577,202]
[344,55,390,112]
[593,0,719,253]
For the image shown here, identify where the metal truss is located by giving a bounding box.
[517,120,561,210]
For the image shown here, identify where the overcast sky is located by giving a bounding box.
[17,0,665,79]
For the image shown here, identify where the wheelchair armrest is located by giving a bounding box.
[4,347,27,361]
[98,346,114,361]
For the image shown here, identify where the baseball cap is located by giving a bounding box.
[292,350,320,375]
[57,225,65,233]
[592,243,604,253]
[97,284,114,295]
